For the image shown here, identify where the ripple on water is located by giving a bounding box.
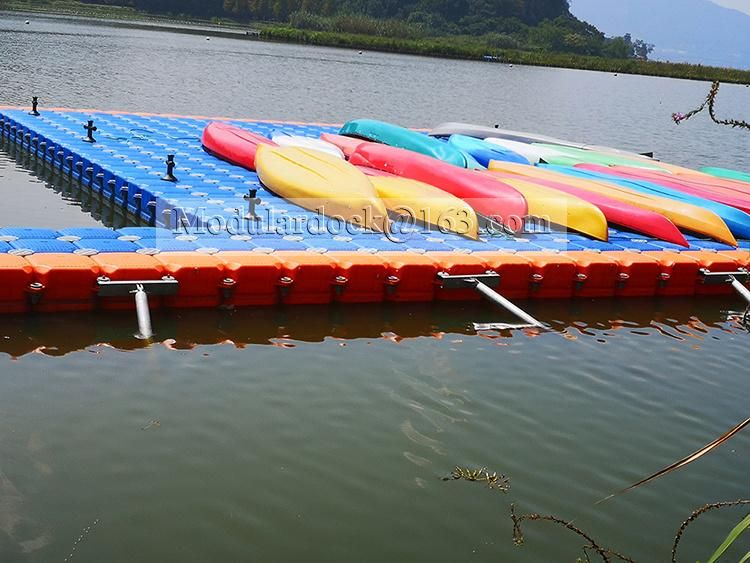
[0,300,748,562]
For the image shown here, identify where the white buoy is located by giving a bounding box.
[206,36,210,41]
[358,51,363,55]
[25,20,30,24]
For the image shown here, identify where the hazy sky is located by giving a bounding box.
[709,0,750,14]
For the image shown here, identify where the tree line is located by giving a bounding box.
[79,0,654,59]
[82,0,570,25]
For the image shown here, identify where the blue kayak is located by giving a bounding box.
[446,134,530,167]
[340,119,482,169]
[545,165,750,240]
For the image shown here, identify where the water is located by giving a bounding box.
[1,12,749,563]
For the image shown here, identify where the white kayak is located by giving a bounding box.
[271,132,345,159]
[430,122,656,160]
[483,137,565,164]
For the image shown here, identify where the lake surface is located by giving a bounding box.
[1,12,749,563]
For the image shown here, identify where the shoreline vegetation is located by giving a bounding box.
[3,0,750,84]
[259,26,750,83]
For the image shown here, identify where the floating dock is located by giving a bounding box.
[1,106,749,315]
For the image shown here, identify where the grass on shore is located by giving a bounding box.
[4,0,750,84]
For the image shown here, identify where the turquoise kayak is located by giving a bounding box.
[340,119,481,169]
[700,166,750,184]
[547,165,750,240]
[446,134,530,166]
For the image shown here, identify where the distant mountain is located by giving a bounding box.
[570,0,750,69]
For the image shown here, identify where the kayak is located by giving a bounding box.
[430,122,655,159]
[340,119,482,169]
[271,132,345,159]
[447,134,530,166]
[486,169,688,246]
[357,167,480,239]
[551,165,750,240]
[355,157,605,240]
[484,137,565,164]
[533,143,668,170]
[614,160,740,178]
[430,122,586,146]
[320,133,368,158]
[349,142,528,232]
[599,166,750,211]
[664,169,750,195]
[488,161,736,245]
[484,174,609,240]
[646,161,726,177]
[577,164,750,216]
[701,166,750,184]
[255,145,389,233]
[201,122,276,170]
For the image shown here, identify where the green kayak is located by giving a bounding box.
[340,119,482,169]
[701,166,750,184]
[534,143,668,170]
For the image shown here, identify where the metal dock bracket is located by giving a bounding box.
[699,268,750,286]
[699,268,750,304]
[436,271,545,331]
[96,276,179,339]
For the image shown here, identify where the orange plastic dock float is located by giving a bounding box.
[0,250,746,314]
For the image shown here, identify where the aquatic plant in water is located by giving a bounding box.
[507,500,750,563]
[443,417,749,561]
[510,503,636,563]
[673,82,750,130]
[442,466,510,493]
[597,417,750,505]
[672,501,750,563]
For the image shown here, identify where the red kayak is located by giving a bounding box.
[580,164,750,215]
[320,133,369,158]
[201,122,276,170]
[486,171,688,246]
[350,143,527,231]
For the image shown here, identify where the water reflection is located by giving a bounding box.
[0,136,143,228]
[0,297,745,358]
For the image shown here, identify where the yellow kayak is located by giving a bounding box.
[255,145,390,233]
[488,161,737,245]
[486,175,609,241]
[366,174,480,239]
